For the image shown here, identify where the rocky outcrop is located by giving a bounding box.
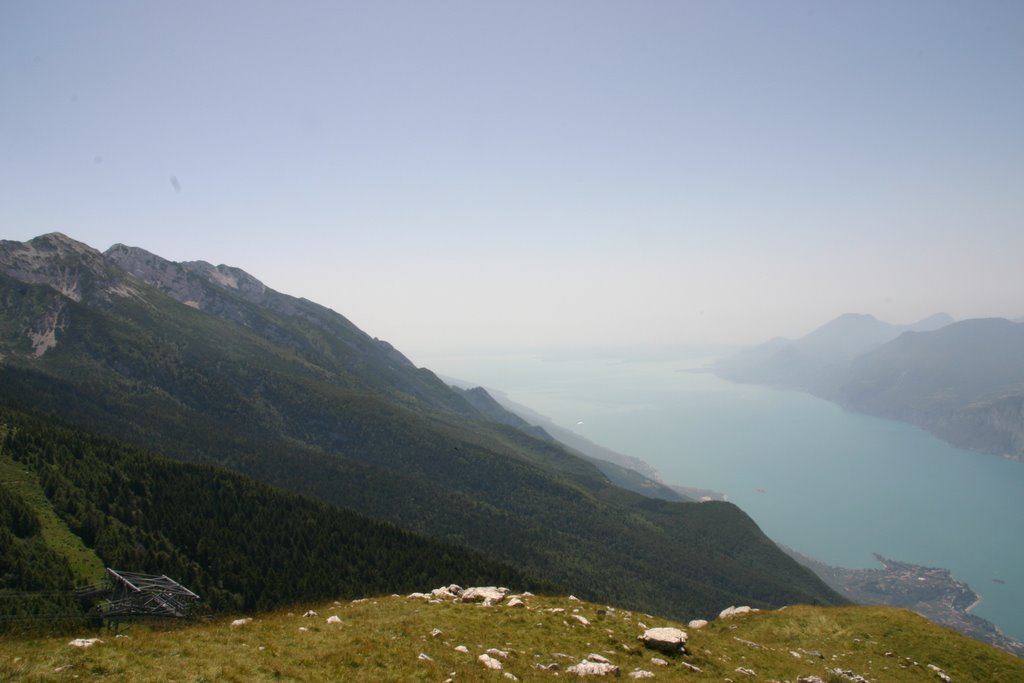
[638,626,688,653]
[461,586,509,604]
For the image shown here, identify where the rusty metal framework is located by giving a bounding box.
[101,568,199,619]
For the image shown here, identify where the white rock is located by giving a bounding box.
[736,666,756,676]
[298,627,308,632]
[719,605,753,619]
[407,592,430,600]
[650,657,668,666]
[68,638,102,648]
[680,662,702,673]
[639,627,688,653]
[507,597,525,608]
[479,654,503,670]
[567,660,621,676]
[638,621,648,629]
[418,652,433,661]
[302,610,318,618]
[230,618,252,628]
[454,645,469,653]
[547,607,565,613]
[521,591,534,597]
[486,648,509,659]
[430,628,443,637]
[326,615,342,624]
[462,586,508,603]
[588,654,611,663]
[504,674,519,681]
[629,671,655,679]
[687,619,708,629]
[573,614,590,626]
[569,595,581,601]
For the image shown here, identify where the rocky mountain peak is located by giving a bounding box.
[0,233,137,303]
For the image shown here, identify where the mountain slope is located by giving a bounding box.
[0,233,843,620]
[836,318,1024,459]
[715,312,1024,460]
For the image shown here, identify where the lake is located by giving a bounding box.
[419,347,1024,643]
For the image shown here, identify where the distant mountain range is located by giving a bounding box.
[0,233,842,621]
[716,313,1024,461]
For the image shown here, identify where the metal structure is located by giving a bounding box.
[101,568,200,619]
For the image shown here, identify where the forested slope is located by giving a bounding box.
[0,406,548,629]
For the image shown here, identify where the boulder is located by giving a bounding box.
[68,638,102,648]
[431,585,463,600]
[566,659,621,676]
[507,597,525,608]
[639,627,688,653]
[687,619,708,629]
[629,671,655,679]
[326,615,342,624]
[454,645,469,653]
[718,605,755,619]
[462,586,508,603]
[478,654,503,670]
[302,610,318,618]
[572,614,590,626]
[230,618,252,628]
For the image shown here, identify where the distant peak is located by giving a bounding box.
[905,312,954,332]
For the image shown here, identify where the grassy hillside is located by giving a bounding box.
[2,592,1021,681]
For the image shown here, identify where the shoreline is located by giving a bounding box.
[966,592,984,614]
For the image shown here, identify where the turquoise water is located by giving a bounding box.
[421,349,1024,642]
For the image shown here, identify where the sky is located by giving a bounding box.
[2,1,1023,357]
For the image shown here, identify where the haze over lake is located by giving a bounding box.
[422,347,1024,643]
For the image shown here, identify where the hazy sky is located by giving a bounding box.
[3,1,1022,356]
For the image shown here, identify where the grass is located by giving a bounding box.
[0,451,105,584]
[1,592,1021,681]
